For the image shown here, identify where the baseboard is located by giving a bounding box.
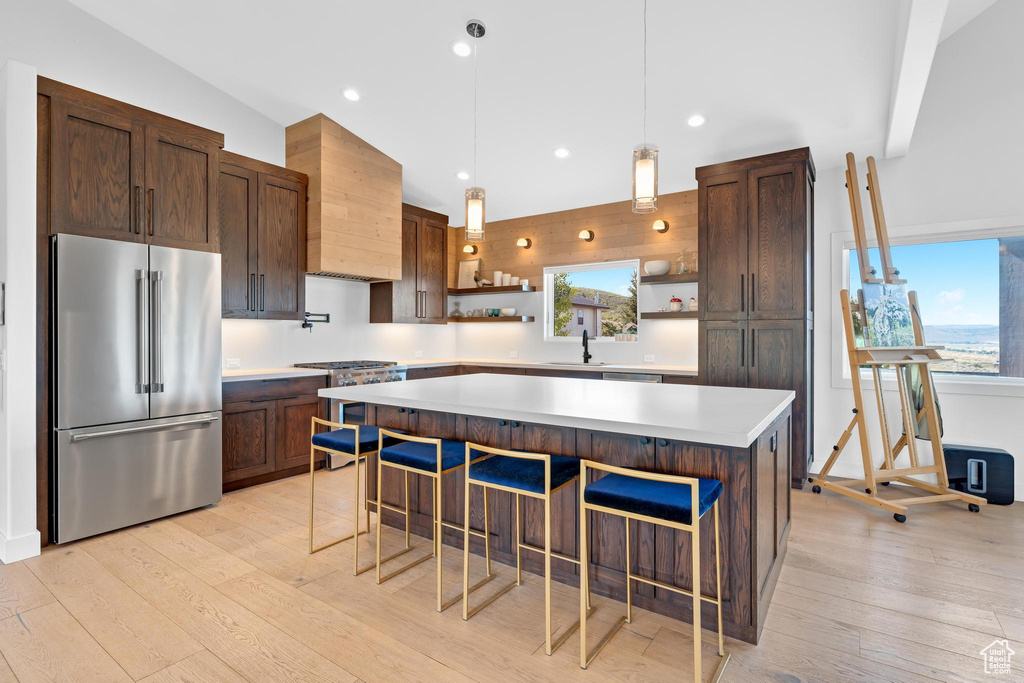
[0,529,41,564]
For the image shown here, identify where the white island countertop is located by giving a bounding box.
[321,373,793,448]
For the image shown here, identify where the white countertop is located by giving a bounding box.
[398,358,698,377]
[222,367,329,382]
[320,373,792,448]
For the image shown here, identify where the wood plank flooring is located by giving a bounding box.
[0,466,1020,682]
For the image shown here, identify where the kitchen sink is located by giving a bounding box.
[538,361,607,366]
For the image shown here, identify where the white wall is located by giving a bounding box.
[0,60,41,562]
[222,278,700,368]
[811,0,1024,500]
[222,277,457,367]
[0,0,283,163]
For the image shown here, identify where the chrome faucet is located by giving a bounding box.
[582,329,593,364]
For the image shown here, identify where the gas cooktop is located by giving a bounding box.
[293,360,397,370]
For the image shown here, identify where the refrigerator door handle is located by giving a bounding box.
[135,269,149,393]
[69,415,219,443]
[150,270,164,393]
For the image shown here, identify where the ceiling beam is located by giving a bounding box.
[884,0,948,158]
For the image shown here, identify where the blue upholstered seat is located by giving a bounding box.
[311,425,405,455]
[468,453,579,494]
[584,472,723,525]
[379,438,470,473]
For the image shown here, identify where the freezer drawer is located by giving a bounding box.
[54,412,222,543]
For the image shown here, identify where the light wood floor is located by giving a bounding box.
[1,467,1021,682]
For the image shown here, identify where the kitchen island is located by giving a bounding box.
[320,373,794,644]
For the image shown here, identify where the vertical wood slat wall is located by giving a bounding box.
[448,190,698,289]
[286,113,403,281]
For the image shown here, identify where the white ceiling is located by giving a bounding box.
[67,0,991,225]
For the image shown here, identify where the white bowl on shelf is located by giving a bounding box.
[643,260,671,276]
[500,308,517,317]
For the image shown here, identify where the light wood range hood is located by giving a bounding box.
[286,113,402,281]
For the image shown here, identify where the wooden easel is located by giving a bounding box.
[808,154,986,522]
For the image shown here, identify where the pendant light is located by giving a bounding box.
[465,20,486,242]
[632,0,658,214]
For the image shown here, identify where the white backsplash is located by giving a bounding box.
[222,276,698,368]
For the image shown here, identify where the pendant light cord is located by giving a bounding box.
[643,0,647,147]
[473,38,479,183]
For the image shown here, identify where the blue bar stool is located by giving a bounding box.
[308,417,409,575]
[376,429,497,612]
[461,443,593,656]
[579,460,730,682]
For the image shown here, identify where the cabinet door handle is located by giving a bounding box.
[751,328,756,367]
[420,290,427,318]
[260,274,266,312]
[250,274,256,312]
[740,328,746,367]
[414,289,421,318]
[147,188,155,236]
[750,273,755,312]
[135,186,142,234]
[657,438,668,447]
[640,436,650,445]
[510,421,519,428]
[740,274,745,312]
[498,420,507,427]
[398,408,406,413]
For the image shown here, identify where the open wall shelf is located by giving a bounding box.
[640,311,698,320]
[639,273,698,285]
[447,315,535,323]
[448,285,537,296]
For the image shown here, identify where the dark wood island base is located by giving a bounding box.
[361,403,792,644]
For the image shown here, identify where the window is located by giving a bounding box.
[543,260,638,340]
[846,234,1024,378]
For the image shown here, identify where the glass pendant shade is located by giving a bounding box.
[465,187,486,242]
[632,146,658,214]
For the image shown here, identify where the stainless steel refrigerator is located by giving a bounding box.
[52,234,223,543]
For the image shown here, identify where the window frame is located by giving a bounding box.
[542,259,639,342]
[830,214,1024,397]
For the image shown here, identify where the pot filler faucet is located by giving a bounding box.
[582,329,593,364]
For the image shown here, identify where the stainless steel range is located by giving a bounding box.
[293,361,407,468]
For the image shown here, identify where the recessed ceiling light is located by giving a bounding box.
[450,40,472,57]
[342,89,360,102]
[455,171,470,180]
[553,147,571,159]
[687,113,707,127]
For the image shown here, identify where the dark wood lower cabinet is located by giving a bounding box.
[221,376,327,491]
[362,403,792,644]
[222,400,277,484]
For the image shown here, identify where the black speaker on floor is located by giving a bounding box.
[944,444,1014,505]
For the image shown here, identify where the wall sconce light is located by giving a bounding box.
[462,244,478,254]
[653,219,669,233]
[516,237,532,249]
[578,229,595,242]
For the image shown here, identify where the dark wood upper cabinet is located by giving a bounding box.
[696,148,814,489]
[40,78,224,253]
[49,98,145,242]
[748,163,807,320]
[145,125,219,252]
[699,172,747,321]
[218,152,307,321]
[258,173,306,319]
[417,217,448,323]
[370,204,449,324]
[218,163,258,318]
